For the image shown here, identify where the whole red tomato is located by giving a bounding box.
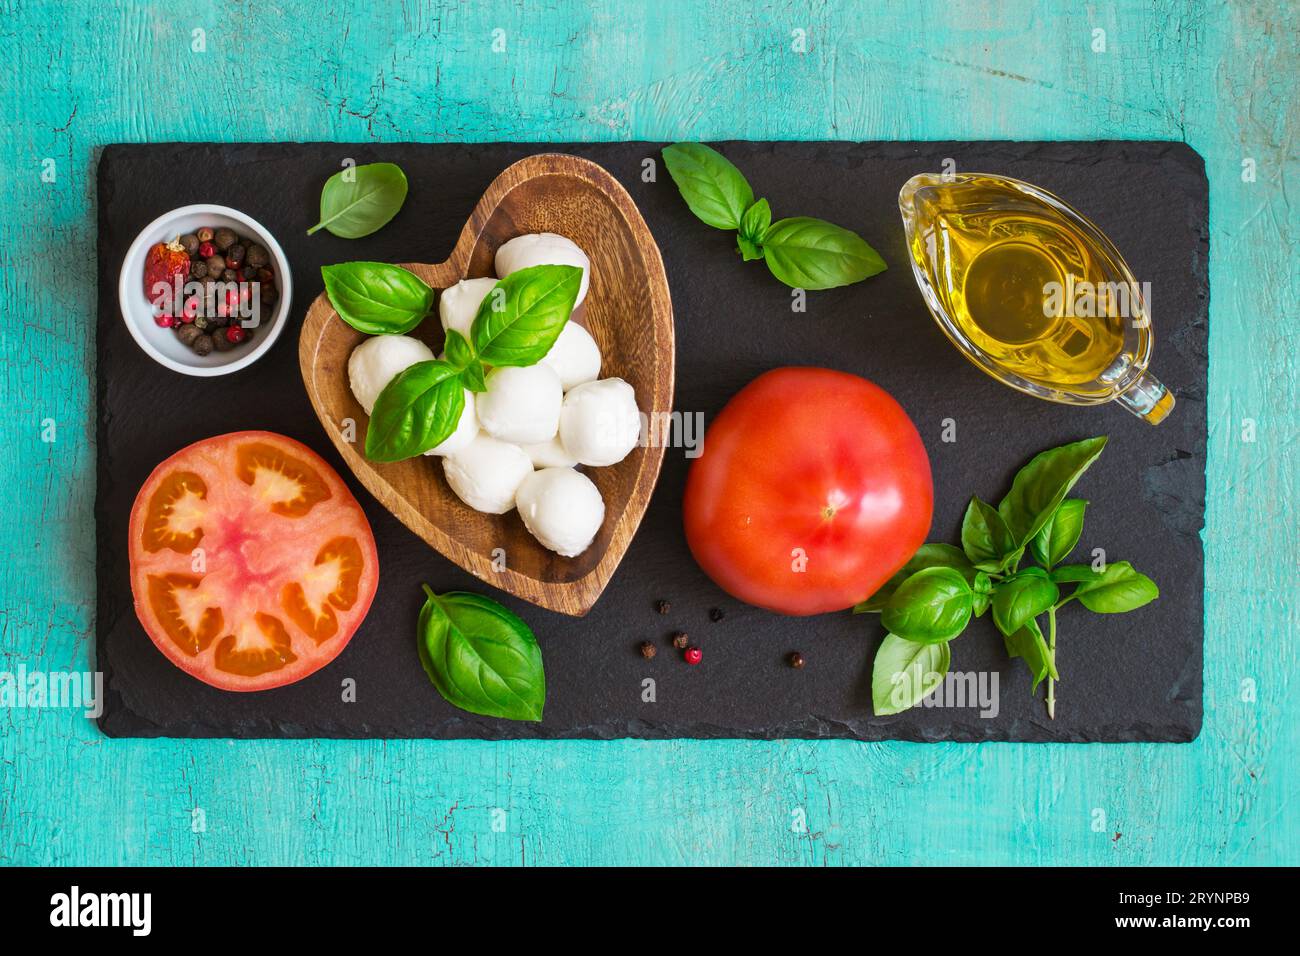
[683,367,933,616]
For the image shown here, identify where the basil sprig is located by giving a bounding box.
[321,262,580,462]
[858,436,1158,719]
[308,161,409,238]
[417,587,545,722]
[321,262,434,334]
[662,142,886,290]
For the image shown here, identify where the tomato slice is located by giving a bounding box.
[142,472,208,553]
[128,431,379,691]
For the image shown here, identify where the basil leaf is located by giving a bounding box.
[661,142,754,231]
[1030,498,1087,570]
[760,217,887,290]
[881,567,973,644]
[471,264,581,367]
[854,543,974,613]
[1051,564,1101,583]
[1058,561,1159,613]
[364,360,465,462]
[308,162,408,238]
[998,437,1107,544]
[961,496,1021,571]
[872,633,950,716]
[990,568,1059,638]
[417,587,545,722]
[739,198,772,247]
[443,328,475,369]
[460,358,487,393]
[737,236,763,261]
[1004,618,1057,691]
[972,571,993,617]
[321,262,433,334]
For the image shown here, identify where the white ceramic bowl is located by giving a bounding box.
[118,204,293,376]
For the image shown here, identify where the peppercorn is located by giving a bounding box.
[225,243,246,267]
[245,244,269,269]
[191,333,214,356]
[195,227,214,242]
[225,325,247,344]
[788,652,805,670]
[176,323,203,347]
[655,599,671,615]
[709,607,725,623]
[684,646,702,665]
[221,269,237,283]
[213,227,236,251]
[639,641,656,660]
[671,631,689,649]
[205,255,226,276]
[189,260,208,280]
[193,315,210,331]
[261,283,279,305]
[257,267,274,283]
[211,328,235,351]
[179,233,199,255]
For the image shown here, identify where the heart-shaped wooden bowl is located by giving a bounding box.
[300,153,674,616]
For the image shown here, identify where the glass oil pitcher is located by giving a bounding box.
[898,172,1174,424]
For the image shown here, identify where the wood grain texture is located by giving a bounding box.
[0,0,1296,866]
[300,153,674,616]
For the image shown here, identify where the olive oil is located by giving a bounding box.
[899,172,1173,424]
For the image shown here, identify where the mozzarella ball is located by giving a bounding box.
[476,364,563,444]
[521,435,577,469]
[495,233,591,306]
[442,435,533,514]
[541,321,601,391]
[422,389,479,457]
[348,335,435,415]
[559,378,641,467]
[517,468,605,557]
[439,277,498,340]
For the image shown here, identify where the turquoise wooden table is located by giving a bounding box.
[1,0,1295,866]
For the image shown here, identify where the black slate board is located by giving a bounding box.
[96,142,1207,741]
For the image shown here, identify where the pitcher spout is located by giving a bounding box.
[1115,371,1175,425]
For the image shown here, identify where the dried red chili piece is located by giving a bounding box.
[143,238,190,305]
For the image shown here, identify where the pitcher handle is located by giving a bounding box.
[1116,371,1175,425]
